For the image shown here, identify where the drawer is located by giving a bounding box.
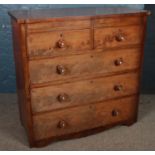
[31,72,139,113]
[29,48,141,85]
[94,25,143,49]
[27,29,91,58]
[33,95,137,141]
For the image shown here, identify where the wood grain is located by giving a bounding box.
[27,19,91,33]
[28,29,92,58]
[8,8,149,147]
[29,48,141,85]
[94,25,143,49]
[33,95,138,141]
[31,72,140,113]
[8,7,148,24]
[11,19,34,146]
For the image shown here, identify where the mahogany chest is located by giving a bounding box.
[9,7,150,147]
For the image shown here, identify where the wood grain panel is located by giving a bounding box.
[29,48,141,84]
[27,19,91,32]
[94,25,143,49]
[9,8,149,147]
[31,72,139,113]
[94,15,144,27]
[33,95,138,141]
[27,29,91,58]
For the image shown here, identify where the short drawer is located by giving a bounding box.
[29,48,141,85]
[33,95,137,141]
[27,29,91,58]
[31,72,139,113]
[94,25,143,49]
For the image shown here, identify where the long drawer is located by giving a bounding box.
[31,72,139,113]
[29,48,141,85]
[33,95,138,141]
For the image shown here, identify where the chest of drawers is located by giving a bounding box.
[9,7,150,147]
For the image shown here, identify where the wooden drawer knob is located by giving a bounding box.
[57,40,65,48]
[114,58,123,66]
[57,93,69,102]
[114,85,123,91]
[56,65,67,75]
[57,120,67,129]
[112,109,120,116]
[115,34,125,42]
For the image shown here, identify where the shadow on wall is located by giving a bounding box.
[142,4,155,94]
[0,4,144,93]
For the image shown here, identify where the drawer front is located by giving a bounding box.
[27,29,91,58]
[29,48,141,84]
[94,25,143,49]
[33,96,137,141]
[31,72,139,113]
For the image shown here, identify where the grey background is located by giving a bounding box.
[142,4,155,93]
[1,4,153,93]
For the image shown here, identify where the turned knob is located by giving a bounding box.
[114,58,123,66]
[112,109,120,116]
[57,120,67,128]
[57,40,65,48]
[114,85,123,91]
[57,93,69,102]
[56,65,67,75]
[115,34,125,42]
